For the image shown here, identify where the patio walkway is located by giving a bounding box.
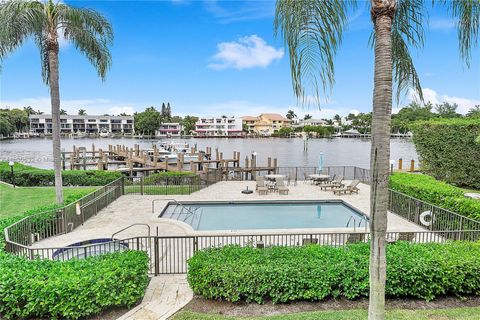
[117,275,192,320]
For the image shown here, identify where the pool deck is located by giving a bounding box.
[31,180,425,249]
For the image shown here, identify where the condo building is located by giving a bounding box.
[29,114,134,134]
[156,123,183,137]
[194,116,243,137]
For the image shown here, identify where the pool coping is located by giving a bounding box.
[158,199,370,235]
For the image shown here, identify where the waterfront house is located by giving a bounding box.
[194,116,243,137]
[156,123,183,137]
[241,113,292,136]
[29,114,134,135]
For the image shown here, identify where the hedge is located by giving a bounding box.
[389,173,480,221]
[0,251,149,319]
[411,118,480,189]
[188,243,480,303]
[0,161,121,186]
[143,171,198,185]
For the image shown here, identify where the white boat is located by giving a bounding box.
[99,129,110,138]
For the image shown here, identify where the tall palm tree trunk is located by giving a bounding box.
[47,38,64,204]
[369,1,396,319]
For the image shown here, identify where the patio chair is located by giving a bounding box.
[276,178,290,195]
[332,180,360,195]
[302,238,318,245]
[303,172,313,184]
[346,233,366,244]
[320,175,345,190]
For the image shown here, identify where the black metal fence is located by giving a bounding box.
[4,178,123,254]
[388,189,480,238]
[123,175,203,195]
[11,230,480,275]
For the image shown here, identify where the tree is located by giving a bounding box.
[119,112,130,116]
[171,115,183,123]
[23,106,35,115]
[60,109,67,115]
[435,102,461,118]
[277,126,294,137]
[134,106,160,135]
[0,116,15,136]
[274,1,478,319]
[467,105,480,118]
[0,0,113,204]
[181,115,198,135]
[286,109,297,120]
[78,109,87,115]
[333,114,341,124]
[36,109,44,115]
[5,108,28,132]
[303,114,312,120]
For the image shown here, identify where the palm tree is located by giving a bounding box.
[274,1,479,319]
[60,109,67,115]
[78,109,87,115]
[23,106,35,115]
[1,0,113,204]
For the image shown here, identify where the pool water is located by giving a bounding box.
[160,201,368,231]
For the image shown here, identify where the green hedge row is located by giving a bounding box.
[389,173,480,221]
[0,251,149,319]
[411,118,480,189]
[0,161,121,186]
[188,242,480,303]
[143,171,198,185]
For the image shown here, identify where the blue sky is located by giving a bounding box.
[1,0,479,118]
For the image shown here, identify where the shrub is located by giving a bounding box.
[411,118,480,189]
[0,251,149,319]
[188,242,480,303]
[0,161,121,186]
[143,171,198,185]
[389,173,480,221]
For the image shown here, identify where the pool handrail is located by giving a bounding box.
[111,223,151,239]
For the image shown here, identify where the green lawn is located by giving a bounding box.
[0,183,99,217]
[172,307,480,320]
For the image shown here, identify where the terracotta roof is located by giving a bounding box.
[259,113,291,121]
[241,116,259,121]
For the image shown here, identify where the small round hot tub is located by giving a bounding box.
[52,238,129,261]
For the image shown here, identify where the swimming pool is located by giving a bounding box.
[160,201,368,231]
[52,238,129,261]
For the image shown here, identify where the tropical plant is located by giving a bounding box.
[59,109,67,115]
[78,109,87,115]
[0,0,113,204]
[181,115,199,135]
[467,105,480,118]
[274,1,479,319]
[303,114,312,120]
[134,106,161,135]
[23,106,35,115]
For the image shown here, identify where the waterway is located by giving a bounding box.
[0,137,418,169]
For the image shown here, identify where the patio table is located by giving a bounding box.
[264,174,286,181]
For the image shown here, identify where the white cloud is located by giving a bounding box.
[430,18,455,31]
[208,35,284,70]
[409,88,480,114]
[0,97,139,115]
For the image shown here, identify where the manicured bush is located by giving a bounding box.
[411,118,480,189]
[0,161,121,186]
[0,251,149,319]
[188,242,480,303]
[389,173,480,221]
[143,171,198,185]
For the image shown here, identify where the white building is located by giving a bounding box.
[29,114,134,135]
[156,123,183,137]
[297,118,327,127]
[194,116,243,137]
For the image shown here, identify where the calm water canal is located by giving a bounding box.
[0,137,418,169]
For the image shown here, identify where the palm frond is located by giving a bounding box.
[439,0,480,67]
[0,0,45,64]
[274,0,353,106]
[57,4,113,80]
[370,0,426,103]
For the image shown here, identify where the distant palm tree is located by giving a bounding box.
[78,109,87,115]
[60,109,67,115]
[23,106,35,115]
[1,0,113,204]
[275,1,479,319]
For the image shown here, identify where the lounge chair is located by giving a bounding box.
[320,175,344,190]
[329,233,366,246]
[332,180,360,195]
[276,178,290,195]
[346,233,366,244]
[302,238,318,245]
[256,177,268,195]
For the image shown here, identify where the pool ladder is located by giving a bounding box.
[111,223,151,239]
[346,216,369,232]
